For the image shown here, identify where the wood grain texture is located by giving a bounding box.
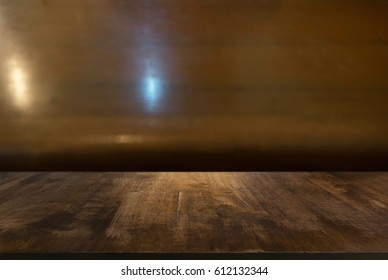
[0,172,387,252]
[0,0,388,170]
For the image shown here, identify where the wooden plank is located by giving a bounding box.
[0,172,386,252]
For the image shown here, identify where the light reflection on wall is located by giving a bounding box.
[8,57,30,110]
[0,7,31,112]
[142,74,162,113]
[138,26,165,114]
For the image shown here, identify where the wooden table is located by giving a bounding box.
[1,0,388,170]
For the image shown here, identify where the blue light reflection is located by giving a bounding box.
[142,75,162,113]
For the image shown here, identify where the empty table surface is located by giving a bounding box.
[1,172,387,252]
[1,0,388,170]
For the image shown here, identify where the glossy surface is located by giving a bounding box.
[0,172,387,252]
[1,0,388,170]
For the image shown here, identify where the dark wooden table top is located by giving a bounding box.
[1,0,388,170]
[1,172,387,253]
